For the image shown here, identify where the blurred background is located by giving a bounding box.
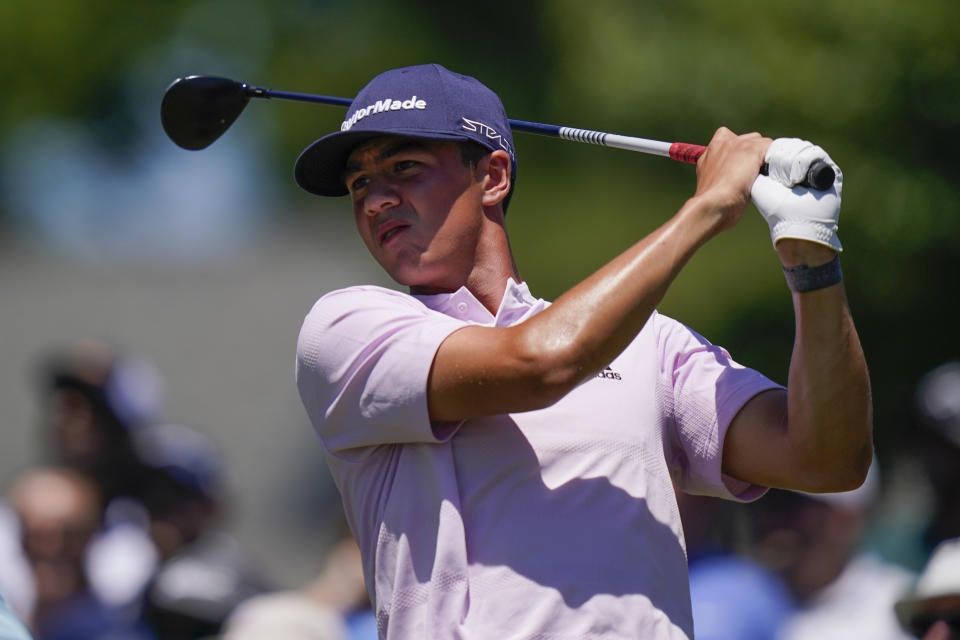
[1,0,958,638]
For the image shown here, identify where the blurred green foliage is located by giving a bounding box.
[1,0,957,458]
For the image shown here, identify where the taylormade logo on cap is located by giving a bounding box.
[341,96,427,131]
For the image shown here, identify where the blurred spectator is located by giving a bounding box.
[689,552,794,640]
[914,362,960,553]
[750,464,914,640]
[34,341,163,611]
[221,516,375,640]
[895,537,960,640]
[0,592,33,640]
[681,492,794,640]
[134,423,266,639]
[37,340,165,504]
[220,586,348,640]
[134,423,222,562]
[6,467,151,640]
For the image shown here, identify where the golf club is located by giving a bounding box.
[161,75,835,190]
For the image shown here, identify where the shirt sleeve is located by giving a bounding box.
[654,312,783,502]
[295,286,468,460]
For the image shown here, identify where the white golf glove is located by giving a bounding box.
[750,138,843,252]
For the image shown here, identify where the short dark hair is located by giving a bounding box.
[458,140,491,168]
[458,140,514,213]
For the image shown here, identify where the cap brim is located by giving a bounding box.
[294,128,475,197]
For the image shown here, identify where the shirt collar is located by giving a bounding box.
[413,277,548,327]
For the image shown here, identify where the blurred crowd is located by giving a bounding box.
[682,360,960,640]
[0,341,376,640]
[1,341,958,640]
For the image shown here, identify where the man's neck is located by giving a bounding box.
[410,211,521,315]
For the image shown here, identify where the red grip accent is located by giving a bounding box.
[669,142,706,164]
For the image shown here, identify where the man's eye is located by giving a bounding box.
[349,176,370,192]
[394,160,418,173]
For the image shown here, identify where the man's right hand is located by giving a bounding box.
[689,127,772,238]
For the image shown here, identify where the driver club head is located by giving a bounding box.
[160,75,251,150]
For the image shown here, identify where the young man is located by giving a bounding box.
[294,64,872,639]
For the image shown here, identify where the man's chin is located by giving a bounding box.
[382,260,461,294]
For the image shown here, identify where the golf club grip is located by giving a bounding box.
[668,143,835,190]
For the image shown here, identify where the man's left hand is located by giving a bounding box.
[751,138,843,252]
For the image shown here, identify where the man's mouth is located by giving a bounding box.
[377,220,410,246]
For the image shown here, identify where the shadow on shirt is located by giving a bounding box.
[361,410,689,627]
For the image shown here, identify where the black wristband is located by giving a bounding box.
[782,255,842,292]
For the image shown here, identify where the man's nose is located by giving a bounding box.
[363,175,401,216]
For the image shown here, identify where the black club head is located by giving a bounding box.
[160,75,251,150]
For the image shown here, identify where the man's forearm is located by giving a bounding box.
[779,240,873,490]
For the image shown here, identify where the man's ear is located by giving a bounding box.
[480,150,512,207]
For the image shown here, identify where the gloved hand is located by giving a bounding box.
[751,138,843,252]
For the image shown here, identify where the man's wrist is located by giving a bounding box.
[678,194,736,244]
[782,254,842,292]
[774,238,837,267]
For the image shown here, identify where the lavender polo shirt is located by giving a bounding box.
[295,278,780,639]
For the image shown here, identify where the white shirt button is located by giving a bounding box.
[456,302,468,314]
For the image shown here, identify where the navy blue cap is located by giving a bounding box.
[295,64,516,196]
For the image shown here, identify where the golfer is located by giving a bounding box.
[293,64,872,639]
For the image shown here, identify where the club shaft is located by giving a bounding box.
[241,82,833,188]
[245,84,688,162]
[509,120,676,157]
[244,85,353,107]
